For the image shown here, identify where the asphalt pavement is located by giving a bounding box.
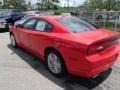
[0,32,120,90]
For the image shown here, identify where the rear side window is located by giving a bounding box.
[23,19,37,30]
[45,23,53,32]
[56,17,97,33]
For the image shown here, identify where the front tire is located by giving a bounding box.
[10,34,17,48]
[46,50,66,77]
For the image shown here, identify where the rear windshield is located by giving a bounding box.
[56,17,97,33]
[0,10,12,16]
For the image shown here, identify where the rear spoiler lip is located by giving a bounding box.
[86,34,120,55]
[88,34,120,47]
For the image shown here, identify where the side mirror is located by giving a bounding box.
[16,24,23,28]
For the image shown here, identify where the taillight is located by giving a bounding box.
[87,45,105,55]
[87,39,119,55]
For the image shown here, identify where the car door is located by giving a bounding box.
[18,18,37,49]
[29,19,53,56]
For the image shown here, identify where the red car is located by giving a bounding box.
[10,16,120,78]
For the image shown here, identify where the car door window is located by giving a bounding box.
[35,20,46,31]
[23,19,36,30]
[35,20,53,32]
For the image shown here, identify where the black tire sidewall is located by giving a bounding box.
[97,15,102,19]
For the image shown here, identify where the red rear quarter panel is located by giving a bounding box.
[48,33,87,72]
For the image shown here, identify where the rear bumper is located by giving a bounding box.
[83,54,118,78]
[70,45,120,78]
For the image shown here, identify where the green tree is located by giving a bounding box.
[83,0,120,11]
[36,0,59,10]
[3,0,27,10]
[104,0,120,11]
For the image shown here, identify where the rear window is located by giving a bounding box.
[56,17,97,33]
[0,10,12,16]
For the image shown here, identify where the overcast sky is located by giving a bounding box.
[27,0,85,6]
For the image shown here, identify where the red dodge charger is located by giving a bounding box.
[10,15,120,78]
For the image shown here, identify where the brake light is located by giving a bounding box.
[87,35,119,55]
[87,39,119,55]
[87,45,105,55]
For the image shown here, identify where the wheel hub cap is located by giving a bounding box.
[10,35,15,46]
[47,53,61,74]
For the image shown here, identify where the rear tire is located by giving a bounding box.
[46,50,66,77]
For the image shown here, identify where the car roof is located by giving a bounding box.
[33,15,73,20]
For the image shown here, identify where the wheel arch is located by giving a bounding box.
[44,47,62,59]
[97,15,103,19]
[44,47,68,72]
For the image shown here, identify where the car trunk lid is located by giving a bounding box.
[72,29,119,44]
[71,29,120,55]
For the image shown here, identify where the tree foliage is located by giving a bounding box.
[36,0,60,10]
[83,0,120,11]
[2,0,27,10]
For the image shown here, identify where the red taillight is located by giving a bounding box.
[87,39,119,55]
[87,45,105,55]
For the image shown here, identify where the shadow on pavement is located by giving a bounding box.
[8,44,112,90]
